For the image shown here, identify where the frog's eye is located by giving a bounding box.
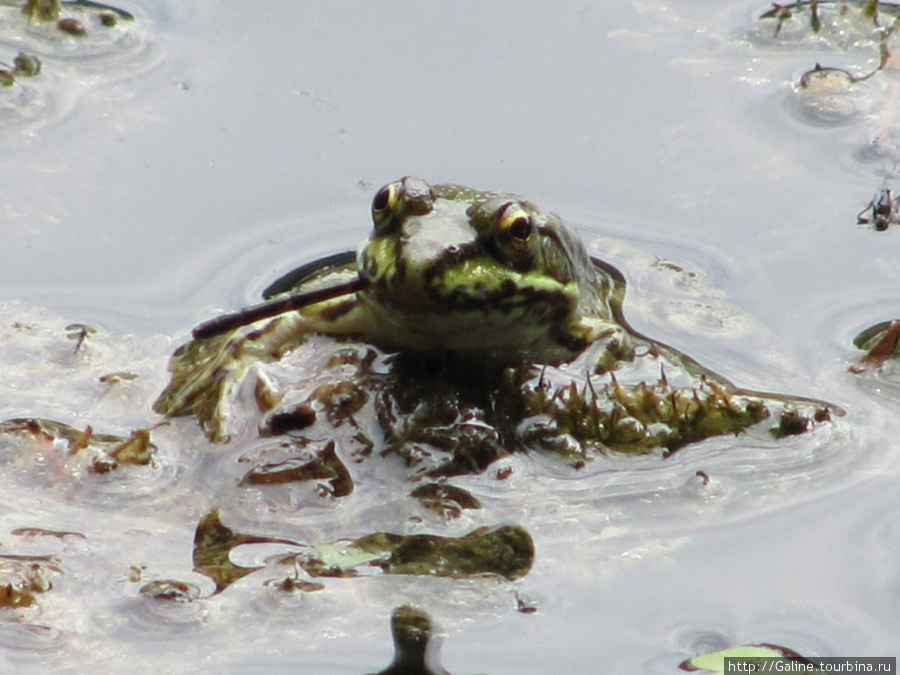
[495,202,537,263]
[371,177,435,234]
[372,182,401,232]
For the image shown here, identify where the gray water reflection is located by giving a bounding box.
[1,1,899,673]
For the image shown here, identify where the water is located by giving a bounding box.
[1,1,899,672]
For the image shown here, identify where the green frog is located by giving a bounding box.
[154,177,831,476]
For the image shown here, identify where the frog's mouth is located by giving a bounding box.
[357,261,583,358]
[363,277,573,321]
[355,202,587,358]
[361,245,577,312]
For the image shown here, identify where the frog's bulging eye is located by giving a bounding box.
[496,203,537,263]
[372,185,393,212]
[372,182,400,232]
[507,216,532,241]
[372,177,435,235]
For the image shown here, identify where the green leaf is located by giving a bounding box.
[680,644,822,673]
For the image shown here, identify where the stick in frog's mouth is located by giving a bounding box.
[191,277,367,340]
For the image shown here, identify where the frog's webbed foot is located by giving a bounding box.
[570,317,634,372]
[153,313,311,442]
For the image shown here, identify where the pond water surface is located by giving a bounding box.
[1,1,899,673]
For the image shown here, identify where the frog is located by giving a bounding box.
[153,177,832,480]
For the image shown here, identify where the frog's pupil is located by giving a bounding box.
[509,217,532,240]
[372,187,391,212]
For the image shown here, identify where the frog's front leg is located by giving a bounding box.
[154,299,369,442]
[570,316,634,372]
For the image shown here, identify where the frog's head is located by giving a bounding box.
[356,177,613,363]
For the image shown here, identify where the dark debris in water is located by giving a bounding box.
[366,606,452,675]
[349,525,533,580]
[770,407,831,438]
[264,575,324,594]
[55,16,85,36]
[22,0,134,25]
[11,527,85,541]
[374,356,520,477]
[192,510,534,594]
[851,319,900,372]
[0,417,157,474]
[192,510,298,595]
[239,439,354,497]
[409,483,482,519]
[139,579,201,603]
[0,553,61,609]
[761,1,893,39]
[0,50,41,87]
[265,404,316,434]
[857,188,900,232]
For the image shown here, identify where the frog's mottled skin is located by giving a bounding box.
[154,177,830,467]
[354,178,622,363]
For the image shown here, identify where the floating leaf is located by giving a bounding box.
[139,579,200,602]
[192,510,298,594]
[851,319,900,372]
[0,417,157,473]
[680,644,819,672]
[11,527,85,540]
[410,483,481,518]
[240,440,353,497]
[350,525,533,580]
[12,52,40,77]
[0,554,61,609]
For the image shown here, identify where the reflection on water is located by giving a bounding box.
[0,0,159,130]
[752,0,900,238]
[0,220,888,673]
[366,606,451,675]
[1,0,900,672]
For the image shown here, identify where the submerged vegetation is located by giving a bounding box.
[758,2,900,229]
[0,0,140,107]
[759,5,900,370]
[0,51,40,87]
[0,417,156,474]
[0,0,882,661]
[762,0,900,72]
[21,0,134,31]
[191,510,534,594]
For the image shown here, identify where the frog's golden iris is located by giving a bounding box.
[354,177,620,363]
[155,177,832,449]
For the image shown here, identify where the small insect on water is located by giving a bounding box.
[857,187,900,231]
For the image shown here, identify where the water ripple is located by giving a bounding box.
[0,0,161,130]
